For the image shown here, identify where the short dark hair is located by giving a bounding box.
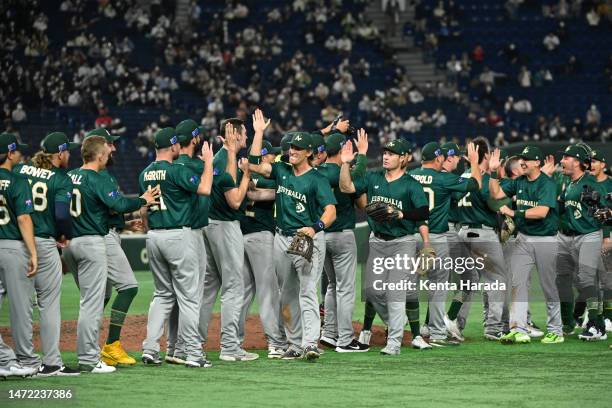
[0,153,7,165]
[219,118,245,136]
[504,155,521,177]
[179,137,193,148]
[471,136,490,164]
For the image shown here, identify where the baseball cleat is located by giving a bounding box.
[79,361,116,374]
[380,345,400,355]
[319,335,337,348]
[578,325,608,341]
[267,346,285,359]
[605,318,612,333]
[484,331,506,341]
[358,330,372,346]
[280,348,302,360]
[101,341,136,366]
[411,335,432,349]
[57,365,80,376]
[562,325,577,336]
[165,352,186,365]
[303,345,320,361]
[0,363,37,378]
[526,322,544,338]
[335,339,369,353]
[500,330,531,344]
[36,364,61,377]
[540,333,565,344]
[429,337,461,347]
[141,353,162,366]
[219,350,259,362]
[444,315,465,342]
[185,359,212,368]
[420,324,430,338]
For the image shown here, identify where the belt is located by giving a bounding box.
[374,232,399,241]
[462,223,495,231]
[275,227,296,237]
[560,229,579,237]
[151,226,186,231]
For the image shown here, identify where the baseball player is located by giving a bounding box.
[238,139,287,358]
[339,138,430,355]
[489,145,564,344]
[68,135,158,373]
[140,127,213,368]
[556,145,607,340]
[0,133,38,379]
[317,131,369,352]
[589,149,612,332]
[13,131,80,376]
[248,111,337,361]
[164,119,210,364]
[199,119,255,362]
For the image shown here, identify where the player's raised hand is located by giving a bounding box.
[356,128,368,155]
[336,119,350,133]
[340,139,356,164]
[467,142,479,164]
[201,140,213,162]
[252,109,270,133]
[141,184,161,206]
[541,154,556,176]
[489,148,501,171]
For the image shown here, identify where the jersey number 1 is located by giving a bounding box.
[148,185,167,211]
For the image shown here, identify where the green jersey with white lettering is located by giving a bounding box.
[14,164,73,238]
[0,168,34,240]
[239,173,276,235]
[69,168,144,237]
[270,162,337,233]
[455,172,497,228]
[354,170,428,237]
[209,148,239,221]
[597,176,611,238]
[560,173,606,235]
[409,167,479,233]
[500,173,558,236]
[174,154,210,229]
[99,169,126,230]
[139,160,201,230]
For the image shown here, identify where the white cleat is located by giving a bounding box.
[605,318,612,333]
[0,363,37,378]
[86,361,116,374]
[526,324,544,338]
[411,335,432,350]
[358,330,372,346]
[420,325,430,338]
[267,346,285,359]
[444,315,465,342]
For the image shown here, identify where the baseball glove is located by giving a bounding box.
[286,232,314,263]
[414,246,437,276]
[365,202,401,223]
[496,212,515,244]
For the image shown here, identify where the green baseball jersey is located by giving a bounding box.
[14,164,73,238]
[99,169,126,230]
[139,160,201,230]
[270,162,337,233]
[501,173,558,236]
[174,154,210,229]
[560,173,606,235]
[552,171,571,231]
[239,173,276,235]
[0,168,34,240]
[209,148,239,221]
[454,172,496,228]
[597,176,611,238]
[68,168,144,237]
[408,167,479,233]
[354,170,428,237]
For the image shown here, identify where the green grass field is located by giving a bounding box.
[1,268,611,408]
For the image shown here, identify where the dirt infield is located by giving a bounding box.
[0,314,414,351]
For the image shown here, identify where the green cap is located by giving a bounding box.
[518,145,543,161]
[590,149,606,163]
[575,142,593,156]
[383,139,408,155]
[325,132,346,155]
[0,133,28,154]
[86,128,120,142]
[261,140,281,156]
[310,133,325,154]
[289,132,313,150]
[154,127,183,149]
[280,133,294,152]
[559,145,590,162]
[421,142,446,161]
[175,119,205,139]
[441,142,463,157]
[42,132,80,153]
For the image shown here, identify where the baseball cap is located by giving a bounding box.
[261,140,281,156]
[0,133,28,154]
[154,127,184,149]
[441,142,463,157]
[86,128,121,143]
[289,132,313,150]
[518,145,543,161]
[421,142,447,161]
[42,132,80,153]
[559,145,590,162]
[590,149,606,163]
[325,132,346,155]
[310,133,326,154]
[280,133,294,152]
[397,138,413,155]
[175,119,205,139]
[383,139,408,155]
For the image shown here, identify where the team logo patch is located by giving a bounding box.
[25,199,32,208]
[108,190,119,199]
[295,202,305,213]
[189,175,198,184]
[374,185,379,189]
[213,168,219,176]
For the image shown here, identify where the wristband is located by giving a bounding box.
[490,171,499,180]
[312,220,325,233]
[138,198,147,207]
[248,154,261,165]
[515,209,526,219]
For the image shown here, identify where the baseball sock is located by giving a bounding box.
[447,300,462,321]
[406,301,420,337]
[362,300,376,331]
[107,286,138,344]
[424,307,429,325]
[560,301,576,328]
[604,292,612,320]
[573,301,586,323]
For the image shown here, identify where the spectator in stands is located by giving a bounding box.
[408,86,424,104]
[543,33,560,51]
[563,54,581,75]
[432,109,447,127]
[403,116,422,133]
[586,104,601,126]
[487,110,504,127]
[586,7,600,26]
[533,67,554,86]
[332,73,356,102]
[314,82,330,103]
[472,44,484,63]
[385,0,401,38]
[499,43,521,64]
[518,66,532,87]
[11,103,26,123]
[504,0,523,20]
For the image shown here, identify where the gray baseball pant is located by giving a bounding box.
[509,233,562,335]
[200,220,244,355]
[275,231,324,351]
[70,235,108,365]
[142,228,202,362]
[321,230,358,347]
[0,279,18,366]
[364,234,418,351]
[105,229,138,291]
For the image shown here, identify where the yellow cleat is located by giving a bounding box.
[101,341,136,366]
